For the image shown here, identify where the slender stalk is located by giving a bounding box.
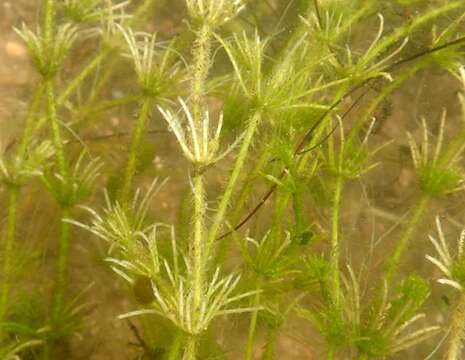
[45,71,73,330]
[42,0,55,47]
[120,96,152,205]
[271,179,291,240]
[41,0,74,333]
[182,21,215,359]
[207,111,262,250]
[292,191,305,236]
[174,9,223,356]
[217,145,271,261]
[330,174,344,308]
[385,194,430,286]
[191,23,212,124]
[51,206,71,324]
[230,144,271,225]
[17,84,45,158]
[191,175,206,320]
[45,81,68,180]
[167,332,183,360]
[245,289,261,360]
[446,293,465,360]
[0,188,19,323]
[262,326,278,360]
[184,336,197,360]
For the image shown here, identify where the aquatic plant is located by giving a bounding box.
[1,0,465,358]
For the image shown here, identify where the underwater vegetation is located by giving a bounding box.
[1,0,465,358]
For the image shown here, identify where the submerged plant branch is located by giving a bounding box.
[217,31,465,241]
[4,1,465,359]
[120,96,152,205]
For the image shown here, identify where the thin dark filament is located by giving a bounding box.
[68,129,169,143]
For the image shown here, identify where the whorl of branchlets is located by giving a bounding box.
[185,0,245,27]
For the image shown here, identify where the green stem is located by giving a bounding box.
[183,19,214,360]
[191,175,206,320]
[217,146,271,262]
[184,336,197,360]
[51,206,71,324]
[120,96,152,205]
[45,80,69,181]
[385,194,430,286]
[245,289,261,360]
[0,188,19,324]
[446,293,465,360]
[292,191,305,236]
[270,190,291,245]
[191,23,212,124]
[166,332,183,360]
[262,326,278,360]
[42,0,74,324]
[42,0,55,47]
[207,111,262,253]
[230,143,271,224]
[17,84,45,159]
[330,174,344,308]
